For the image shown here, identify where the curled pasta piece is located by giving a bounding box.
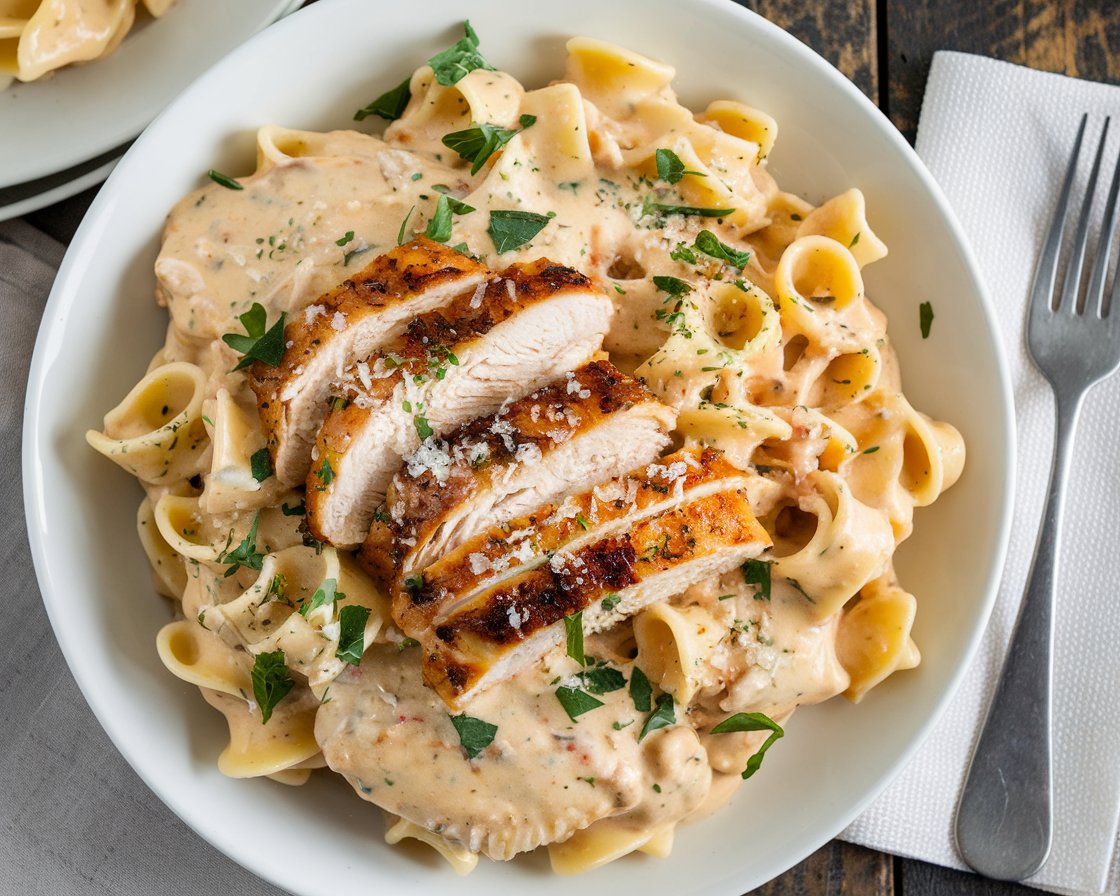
[156,619,250,698]
[210,545,390,694]
[137,496,187,600]
[773,235,864,337]
[384,817,479,876]
[637,280,780,401]
[698,99,778,162]
[384,65,525,162]
[633,603,723,706]
[836,575,920,701]
[796,188,888,268]
[200,687,321,779]
[753,406,859,479]
[677,399,792,469]
[564,36,676,122]
[766,470,894,620]
[86,361,209,485]
[12,0,134,83]
[201,388,280,515]
[153,494,234,566]
[549,820,674,874]
[509,82,595,183]
[803,345,882,409]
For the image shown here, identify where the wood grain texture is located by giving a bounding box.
[740,0,879,101]
[886,0,1120,141]
[748,841,893,895]
[900,860,1049,896]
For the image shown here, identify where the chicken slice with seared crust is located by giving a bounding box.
[248,237,491,486]
[305,260,613,547]
[387,447,750,637]
[420,481,770,708]
[359,360,676,586]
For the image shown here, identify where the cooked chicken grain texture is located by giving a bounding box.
[359,360,677,591]
[248,237,492,486]
[304,259,613,547]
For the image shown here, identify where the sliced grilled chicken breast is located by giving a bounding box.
[248,237,491,486]
[389,447,748,637]
[421,483,771,708]
[360,360,676,587]
[305,260,613,547]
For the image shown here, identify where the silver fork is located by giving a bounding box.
[955,114,1120,881]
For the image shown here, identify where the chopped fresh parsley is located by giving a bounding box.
[423,192,475,242]
[335,604,371,665]
[710,711,784,778]
[442,114,537,175]
[629,665,653,712]
[694,230,751,270]
[354,77,412,122]
[643,196,735,218]
[849,231,861,248]
[654,148,701,184]
[403,573,425,599]
[600,592,621,612]
[281,501,305,517]
[413,411,434,440]
[919,301,934,339]
[428,20,494,86]
[218,512,264,577]
[249,447,273,483]
[670,242,698,264]
[863,445,880,454]
[652,275,692,297]
[299,577,345,619]
[397,205,416,245]
[555,685,604,721]
[315,457,335,488]
[221,303,287,371]
[449,713,498,759]
[487,209,551,253]
[578,666,626,694]
[564,611,585,665]
[741,558,771,600]
[639,692,676,741]
[251,650,293,724]
[335,230,355,247]
[207,169,243,191]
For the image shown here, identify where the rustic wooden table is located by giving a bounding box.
[21,1,1120,894]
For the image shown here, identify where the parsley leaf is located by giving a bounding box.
[643,196,735,218]
[218,512,265,577]
[354,77,411,122]
[654,148,703,184]
[314,457,335,489]
[564,611,585,665]
[600,592,621,612]
[442,114,536,175]
[741,558,771,600]
[449,713,498,759]
[207,169,243,191]
[280,501,305,517]
[695,230,751,270]
[423,192,475,243]
[335,230,355,247]
[428,20,494,86]
[413,411,434,440]
[251,650,293,724]
[919,301,934,339]
[336,604,371,665]
[299,577,345,619]
[487,209,551,253]
[578,666,626,694]
[249,447,273,483]
[639,692,676,741]
[555,685,604,721]
[222,303,287,371]
[652,275,692,297]
[709,711,784,779]
[397,205,415,245]
[629,665,653,712]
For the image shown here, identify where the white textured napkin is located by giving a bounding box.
[842,52,1120,896]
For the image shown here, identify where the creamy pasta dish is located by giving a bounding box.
[88,25,964,876]
[0,0,173,88]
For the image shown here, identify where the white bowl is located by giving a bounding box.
[23,1,1015,893]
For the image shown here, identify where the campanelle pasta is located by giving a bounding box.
[88,28,964,876]
[0,0,174,88]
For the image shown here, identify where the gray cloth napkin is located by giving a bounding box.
[0,219,285,896]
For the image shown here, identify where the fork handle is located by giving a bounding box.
[954,387,1084,881]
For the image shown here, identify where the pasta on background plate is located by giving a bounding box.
[88,24,964,877]
[0,0,174,88]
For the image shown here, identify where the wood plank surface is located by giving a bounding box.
[752,842,894,896]
[885,0,1120,142]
